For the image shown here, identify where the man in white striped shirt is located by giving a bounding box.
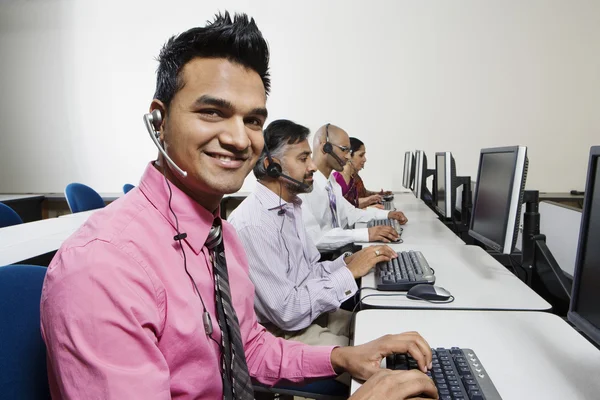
[229,120,397,348]
[299,124,409,251]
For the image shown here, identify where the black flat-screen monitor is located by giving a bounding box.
[402,151,413,189]
[568,146,600,347]
[468,146,528,254]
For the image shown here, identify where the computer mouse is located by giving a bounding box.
[407,284,452,301]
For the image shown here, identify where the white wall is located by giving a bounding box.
[1,0,599,194]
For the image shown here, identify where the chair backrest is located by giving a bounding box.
[0,265,50,399]
[123,183,135,194]
[65,183,105,213]
[0,202,23,228]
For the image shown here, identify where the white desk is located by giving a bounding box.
[351,310,600,399]
[360,244,551,311]
[0,194,44,202]
[0,211,94,266]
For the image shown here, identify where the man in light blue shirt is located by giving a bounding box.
[229,120,396,347]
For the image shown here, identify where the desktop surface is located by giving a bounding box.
[0,194,45,202]
[360,244,551,311]
[351,310,600,399]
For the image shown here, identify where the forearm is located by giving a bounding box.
[245,322,338,385]
[358,197,372,209]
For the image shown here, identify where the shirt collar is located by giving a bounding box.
[314,170,329,186]
[138,162,218,255]
[254,182,302,213]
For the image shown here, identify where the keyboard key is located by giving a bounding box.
[468,391,484,400]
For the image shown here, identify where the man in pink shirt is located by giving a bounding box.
[40,12,437,400]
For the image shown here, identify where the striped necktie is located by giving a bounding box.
[326,180,340,228]
[206,219,254,400]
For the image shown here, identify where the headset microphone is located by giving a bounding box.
[144,110,188,178]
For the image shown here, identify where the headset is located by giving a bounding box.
[143,109,216,338]
[323,123,347,168]
[144,109,188,178]
[263,141,310,191]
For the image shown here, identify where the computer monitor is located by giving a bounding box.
[402,151,413,189]
[413,150,433,201]
[434,152,457,218]
[468,146,528,254]
[409,153,416,191]
[568,146,600,347]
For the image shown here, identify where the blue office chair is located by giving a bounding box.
[123,183,135,194]
[254,379,348,400]
[0,265,51,399]
[64,183,105,213]
[0,202,24,228]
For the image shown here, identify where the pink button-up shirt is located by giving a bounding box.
[41,163,337,399]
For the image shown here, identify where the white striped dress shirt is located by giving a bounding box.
[228,183,357,331]
[299,171,390,250]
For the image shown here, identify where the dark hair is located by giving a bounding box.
[254,120,310,179]
[154,11,270,109]
[349,137,365,155]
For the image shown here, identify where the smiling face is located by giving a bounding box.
[152,58,267,209]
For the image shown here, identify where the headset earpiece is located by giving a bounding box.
[149,109,163,138]
[266,160,282,178]
[323,123,333,154]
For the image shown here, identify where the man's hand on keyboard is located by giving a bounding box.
[388,211,408,225]
[368,225,399,242]
[345,246,398,279]
[345,245,397,278]
[348,369,438,400]
[330,331,433,380]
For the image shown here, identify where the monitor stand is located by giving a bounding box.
[422,168,435,206]
[521,190,572,300]
[439,176,473,243]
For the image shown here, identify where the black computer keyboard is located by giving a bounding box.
[386,347,502,400]
[367,218,403,235]
[375,250,435,290]
[383,200,395,210]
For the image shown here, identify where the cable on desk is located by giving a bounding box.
[350,288,456,331]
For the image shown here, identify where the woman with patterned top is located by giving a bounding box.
[332,137,392,209]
